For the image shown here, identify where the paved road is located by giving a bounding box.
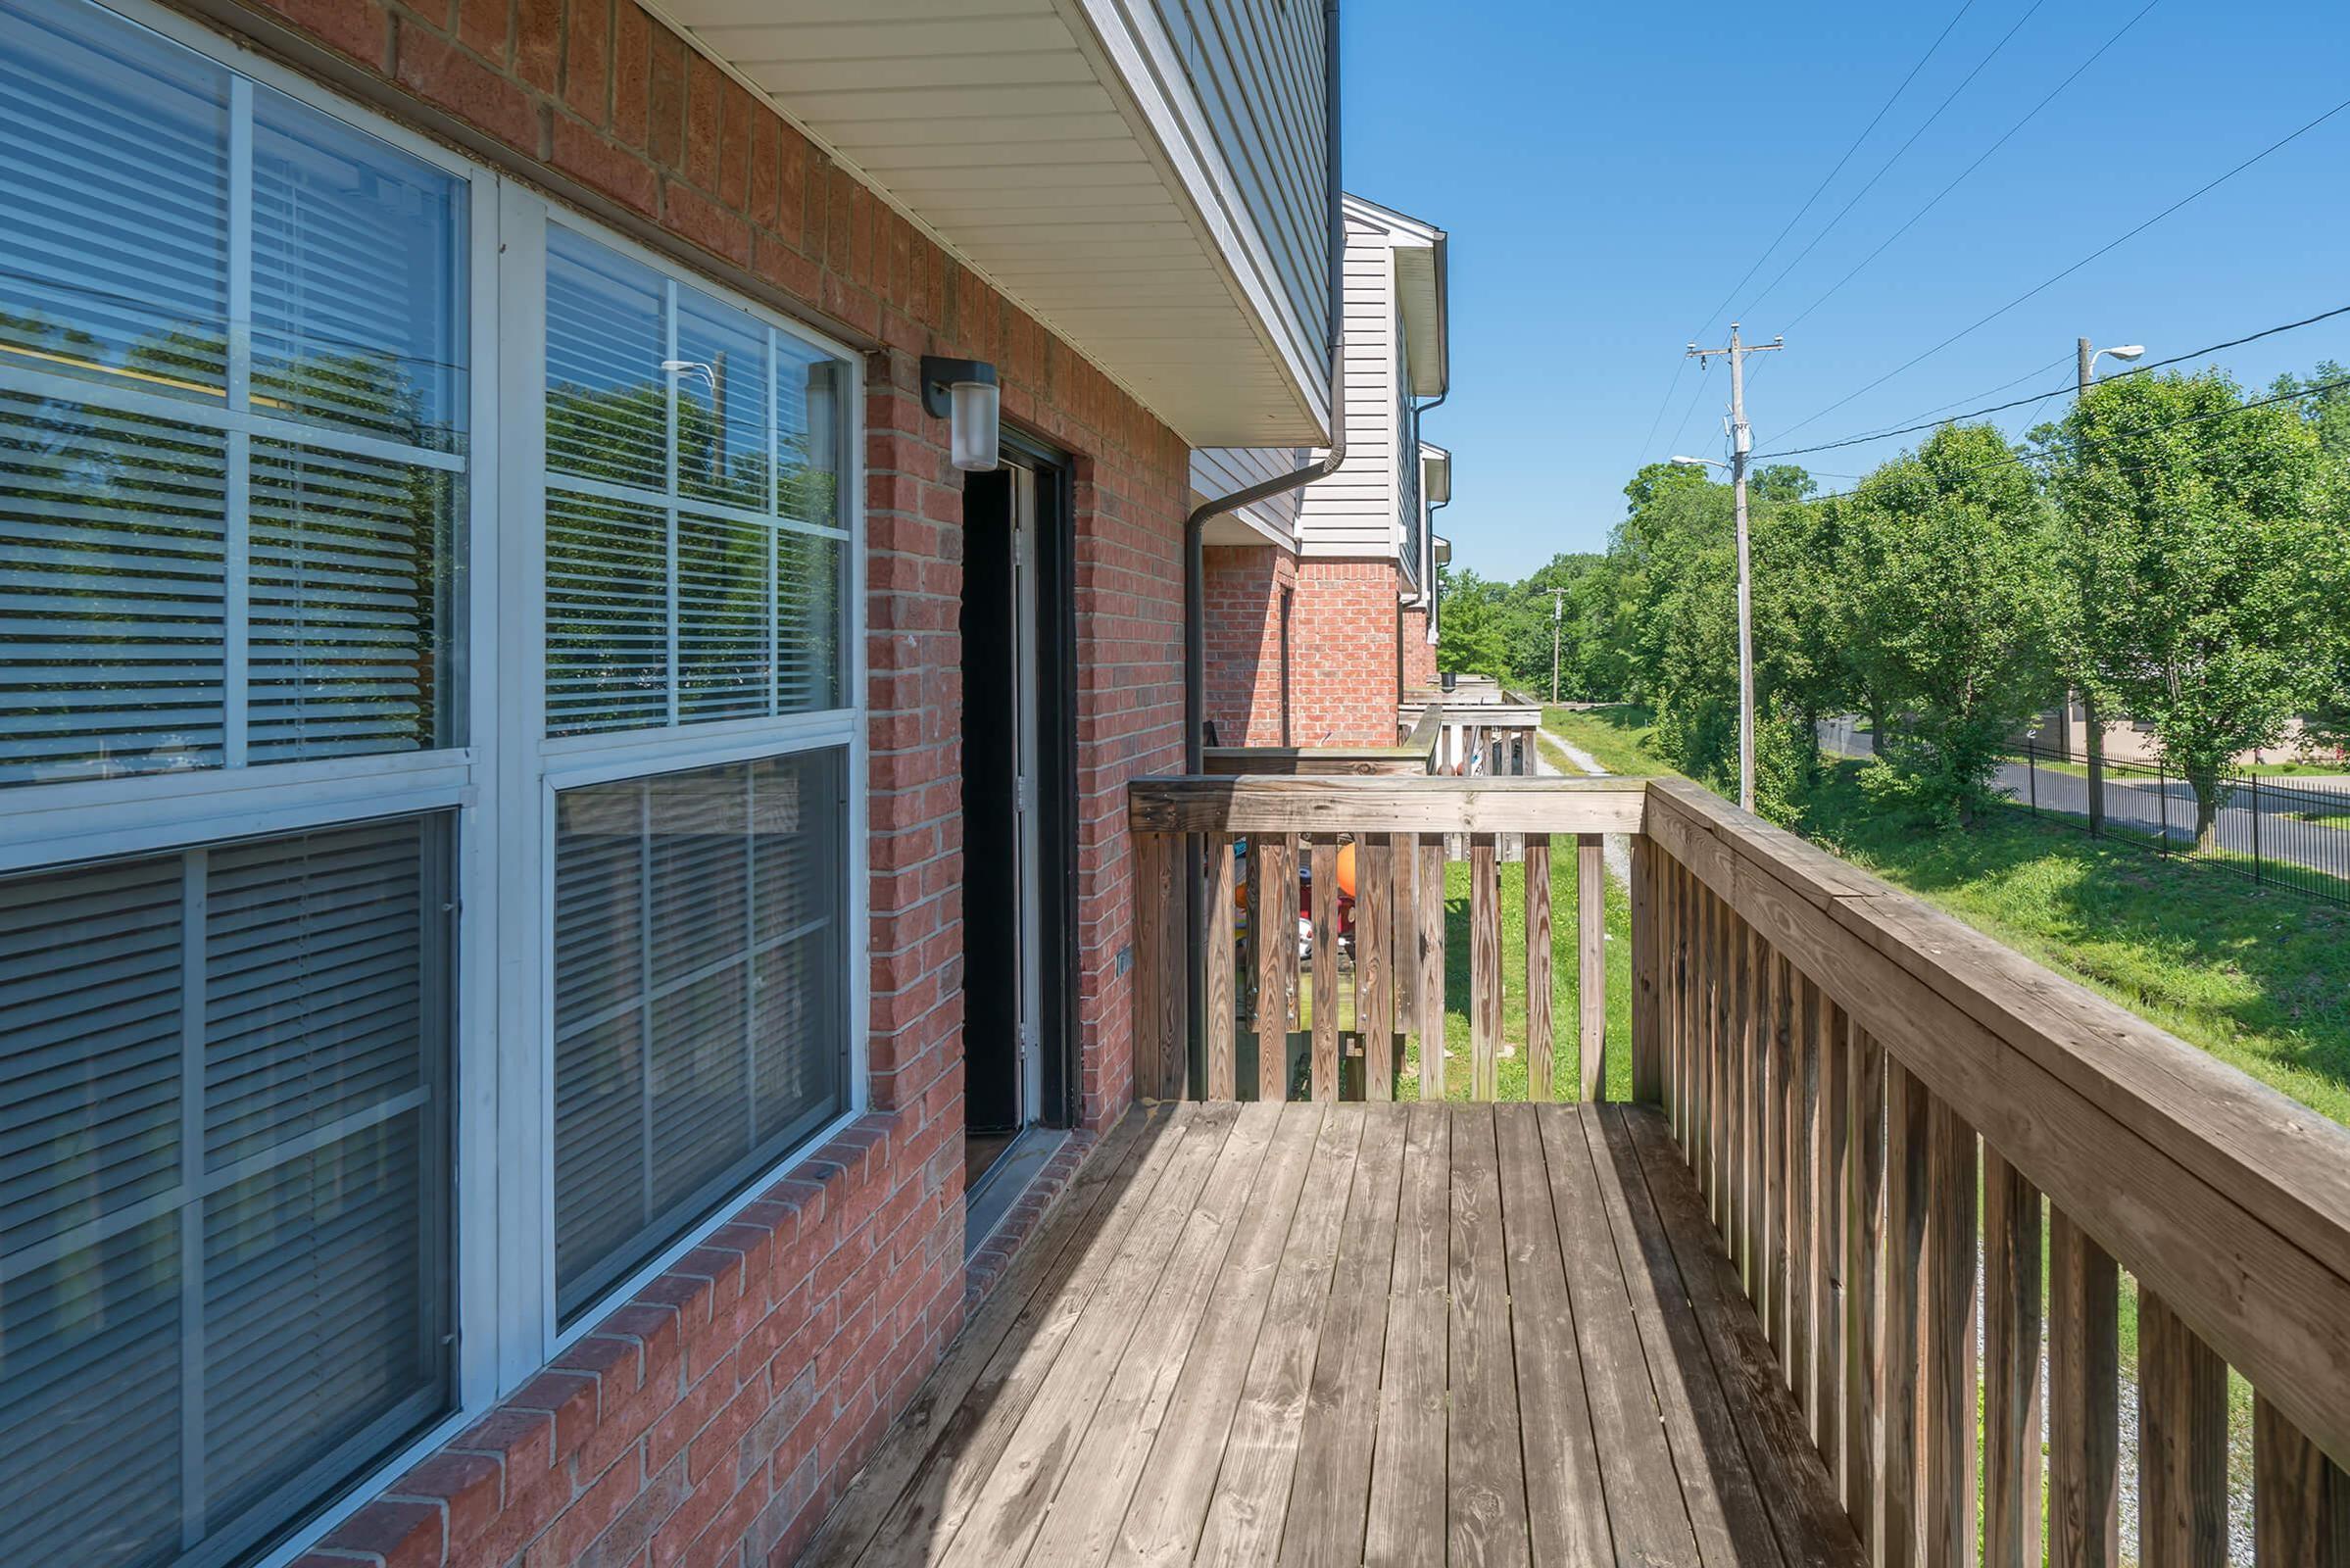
[1816,718,2350,884]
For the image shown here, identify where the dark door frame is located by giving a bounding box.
[1000,428,1081,1131]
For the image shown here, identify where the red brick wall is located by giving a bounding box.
[196,2,1188,1564]
[1290,557,1403,747]
[1400,603,1439,692]
[1201,544,1297,747]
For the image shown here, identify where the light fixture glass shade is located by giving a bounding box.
[950,378,1001,472]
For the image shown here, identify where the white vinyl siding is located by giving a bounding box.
[1187,445,1306,540]
[1149,0,1331,392]
[1294,215,1399,558]
[0,4,868,1564]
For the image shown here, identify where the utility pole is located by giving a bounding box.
[1547,586,1568,704]
[1686,323,1784,814]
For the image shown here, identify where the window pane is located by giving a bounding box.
[251,87,467,448]
[545,490,667,737]
[678,512,768,723]
[776,531,842,713]
[675,287,767,513]
[546,227,665,492]
[0,0,230,399]
[540,227,851,740]
[553,752,845,1321]
[0,0,465,786]
[248,441,453,762]
[775,342,842,527]
[0,391,229,783]
[0,815,452,1568]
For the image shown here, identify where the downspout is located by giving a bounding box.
[1180,0,1346,1090]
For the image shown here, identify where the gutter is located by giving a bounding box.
[1179,0,1346,1089]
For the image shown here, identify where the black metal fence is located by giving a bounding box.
[2005,741,2350,905]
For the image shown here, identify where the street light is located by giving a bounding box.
[1670,453,1755,813]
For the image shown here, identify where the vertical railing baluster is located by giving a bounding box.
[1926,1100,1980,1568]
[2050,1208,2121,1568]
[1310,838,1339,1102]
[1578,832,1606,1102]
[1524,832,1554,1101]
[1885,1059,1930,1568]
[1205,831,1239,1101]
[2251,1394,2349,1567]
[1255,833,1291,1102]
[1984,1150,2045,1568]
[1361,832,1394,1102]
[2139,1287,2228,1568]
[1417,833,1446,1102]
[1848,1025,1886,1558]
[1470,832,1500,1100]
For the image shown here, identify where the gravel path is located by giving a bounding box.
[1535,730,1634,884]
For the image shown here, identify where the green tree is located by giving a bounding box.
[1433,564,1513,680]
[2050,368,2350,847]
[1839,422,2060,825]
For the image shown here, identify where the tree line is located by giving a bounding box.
[1439,363,2350,843]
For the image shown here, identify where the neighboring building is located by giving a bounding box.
[0,3,1335,1567]
[1196,191,1449,748]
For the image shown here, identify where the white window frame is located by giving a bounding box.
[1,5,871,1563]
[496,191,869,1375]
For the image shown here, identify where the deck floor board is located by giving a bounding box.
[804,1103,1861,1568]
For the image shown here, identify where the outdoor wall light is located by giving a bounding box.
[920,356,1001,472]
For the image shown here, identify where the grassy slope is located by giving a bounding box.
[1545,706,2350,1129]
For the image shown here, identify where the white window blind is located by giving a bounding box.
[552,750,846,1320]
[542,226,846,739]
[0,815,453,1568]
[0,0,465,787]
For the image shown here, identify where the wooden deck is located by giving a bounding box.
[804,1101,1862,1568]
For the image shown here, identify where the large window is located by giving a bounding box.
[0,3,467,1565]
[0,2,863,1562]
[538,224,856,1322]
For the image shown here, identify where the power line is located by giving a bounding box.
[1756,304,2350,460]
[1792,371,2350,505]
[1739,0,2050,322]
[1638,358,1690,462]
[1679,2,1982,350]
[1781,0,2162,335]
[1770,92,2350,446]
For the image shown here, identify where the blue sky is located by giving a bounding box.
[1340,1,2350,579]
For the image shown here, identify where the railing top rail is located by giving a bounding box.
[1128,772,1648,836]
[1646,772,2350,1467]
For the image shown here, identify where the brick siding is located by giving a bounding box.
[1400,603,1439,693]
[1290,557,1404,747]
[1201,544,1297,747]
[193,1,1191,1563]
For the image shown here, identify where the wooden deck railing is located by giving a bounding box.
[1127,775,1649,1103]
[1126,769,2350,1550]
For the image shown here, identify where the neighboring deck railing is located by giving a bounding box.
[1126,769,2350,1551]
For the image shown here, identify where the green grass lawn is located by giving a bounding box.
[1540,704,1674,777]
[2293,808,2350,830]
[1542,706,2350,1129]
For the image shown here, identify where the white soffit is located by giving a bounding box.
[659,0,1332,448]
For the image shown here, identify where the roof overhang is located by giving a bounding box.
[1420,441,1452,506]
[1434,533,1452,567]
[654,0,1333,447]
